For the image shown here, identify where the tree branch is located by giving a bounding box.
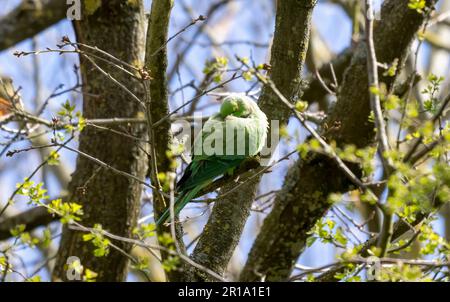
[364,0,394,257]
[0,0,67,51]
[0,207,55,241]
[144,0,188,281]
[302,47,353,109]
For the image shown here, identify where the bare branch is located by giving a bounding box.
[0,0,67,51]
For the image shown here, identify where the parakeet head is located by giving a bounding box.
[220,95,255,118]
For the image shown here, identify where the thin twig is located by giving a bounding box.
[364,0,393,257]
[150,15,206,57]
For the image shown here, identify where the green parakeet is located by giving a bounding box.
[156,94,268,226]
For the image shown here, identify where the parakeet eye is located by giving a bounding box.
[220,99,239,118]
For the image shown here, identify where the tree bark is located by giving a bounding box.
[144,0,187,282]
[52,0,148,281]
[0,207,55,241]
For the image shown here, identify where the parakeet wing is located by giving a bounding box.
[177,156,245,192]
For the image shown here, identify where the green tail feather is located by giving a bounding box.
[156,157,246,226]
[156,184,205,226]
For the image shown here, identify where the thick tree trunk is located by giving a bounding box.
[53,0,147,281]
